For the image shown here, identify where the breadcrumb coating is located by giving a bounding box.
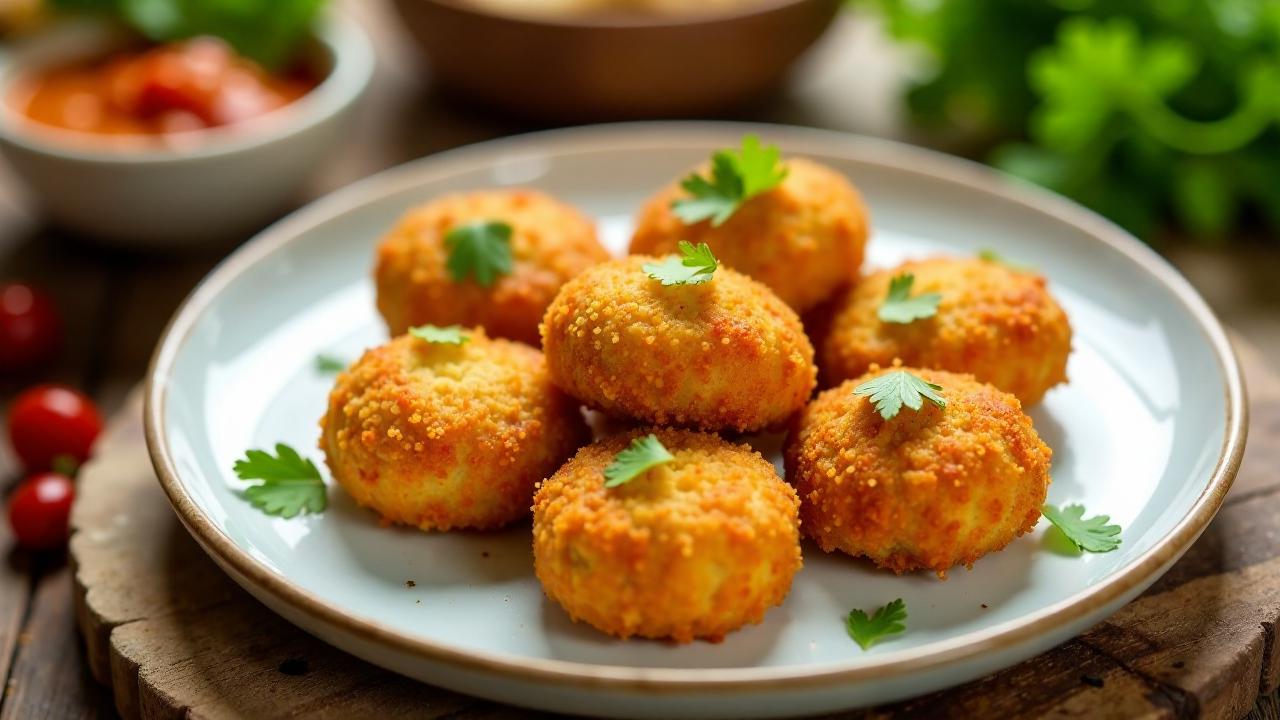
[533,428,801,642]
[375,189,610,346]
[540,256,816,432]
[319,329,588,531]
[821,256,1072,405]
[785,367,1051,577]
[629,157,868,313]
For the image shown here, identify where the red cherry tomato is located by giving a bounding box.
[7,385,103,471]
[7,472,75,550]
[0,283,61,373]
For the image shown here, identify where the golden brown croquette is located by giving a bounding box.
[320,329,588,531]
[629,158,868,313]
[533,428,801,642]
[375,189,610,346]
[540,256,816,433]
[785,367,1051,577]
[821,257,1072,405]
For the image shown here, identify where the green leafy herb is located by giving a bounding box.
[846,598,908,650]
[853,370,947,421]
[444,220,514,288]
[409,325,470,345]
[877,273,941,324]
[51,0,327,69]
[869,0,1280,242]
[314,354,346,374]
[672,135,788,226]
[1042,503,1122,553]
[603,434,675,488]
[977,248,1036,272]
[232,444,326,518]
[642,241,720,286]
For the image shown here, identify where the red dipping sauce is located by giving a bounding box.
[10,37,318,140]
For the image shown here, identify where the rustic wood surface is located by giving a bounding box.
[62,342,1280,720]
[1,1,1279,718]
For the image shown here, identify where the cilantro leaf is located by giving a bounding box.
[853,370,947,420]
[1042,503,1122,553]
[846,598,908,651]
[409,325,470,345]
[672,135,788,226]
[877,273,941,324]
[977,248,1036,272]
[315,354,346,374]
[603,434,675,488]
[232,444,326,518]
[444,220,514,287]
[642,241,719,286]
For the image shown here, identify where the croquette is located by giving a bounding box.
[540,256,816,432]
[375,189,610,346]
[785,367,1051,577]
[821,257,1072,405]
[533,428,801,642]
[629,158,868,313]
[320,329,588,531]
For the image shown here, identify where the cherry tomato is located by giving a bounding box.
[7,472,75,550]
[131,38,234,125]
[7,385,103,471]
[0,283,61,373]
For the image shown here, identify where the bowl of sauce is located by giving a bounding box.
[14,37,318,142]
[0,15,373,248]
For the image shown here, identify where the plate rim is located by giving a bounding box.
[143,121,1248,692]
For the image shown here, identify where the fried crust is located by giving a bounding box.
[320,330,589,531]
[784,367,1051,577]
[540,256,816,432]
[629,158,868,313]
[533,428,802,642]
[375,189,609,346]
[821,257,1072,405]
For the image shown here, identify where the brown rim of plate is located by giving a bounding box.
[143,122,1248,693]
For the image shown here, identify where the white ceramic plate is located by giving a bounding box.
[146,123,1246,718]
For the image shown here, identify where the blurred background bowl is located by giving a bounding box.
[390,0,841,122]
[0,13,374,250]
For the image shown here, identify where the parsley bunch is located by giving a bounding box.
[868,0,1280,242]
[51,0,326,68]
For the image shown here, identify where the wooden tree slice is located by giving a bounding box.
[70,341,1280,720]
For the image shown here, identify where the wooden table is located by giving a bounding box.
[1,3,1278,718]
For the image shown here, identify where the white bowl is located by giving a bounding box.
[0,14,374,249]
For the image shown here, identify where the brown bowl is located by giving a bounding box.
[390,0,841,122]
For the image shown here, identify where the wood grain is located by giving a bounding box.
[66,347,1278,720]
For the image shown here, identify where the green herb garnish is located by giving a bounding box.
[444,220,514,288]
[642,241,719,286]
[232,443,326,518]
[315,354,346,374]
[52,0,327,69]
[877,273,941,324]
[978,249,1034,272]
[846,599,908,650]
[1042,503,1122,553]
[603,434,675,488]
[853,370,947,421]
[409,325,470,345]
[672,135,788,226]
